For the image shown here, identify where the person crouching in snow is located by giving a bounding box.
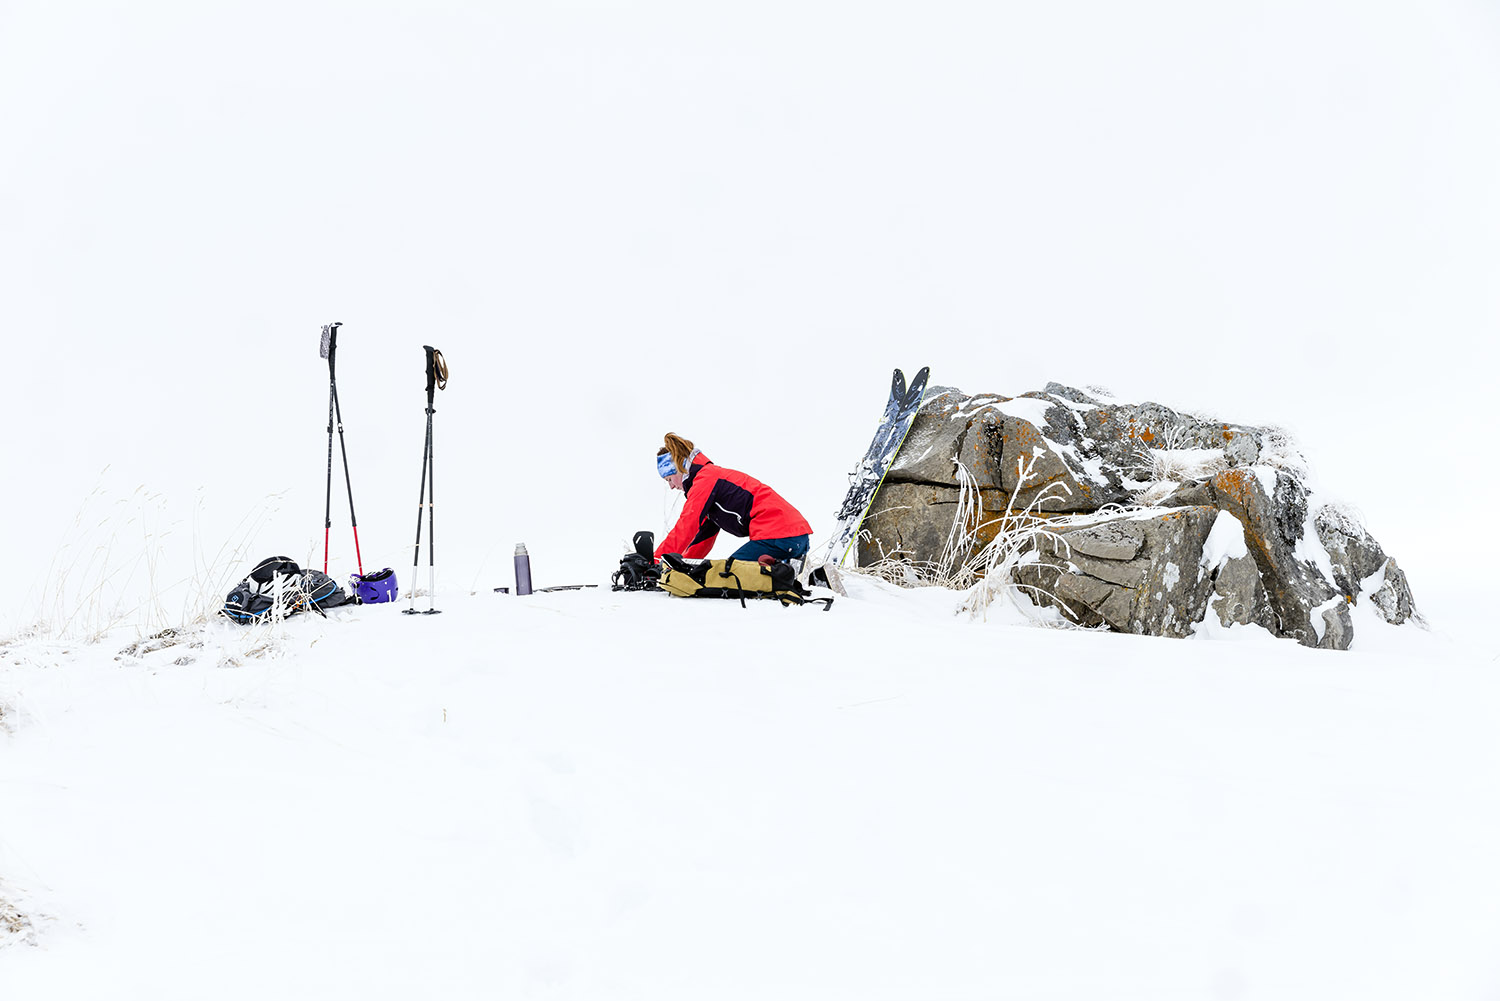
[654,432,813,563]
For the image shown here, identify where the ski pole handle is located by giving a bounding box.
[320,321,342,361]
[423,345,449,400]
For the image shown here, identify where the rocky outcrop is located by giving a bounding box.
[1013,507,1219,638]
[857,384,1420,649]
[1209,553,1276,631]
[1312,507,1418,625]
[1369,560,1417,625]
[1158,469,1339,647]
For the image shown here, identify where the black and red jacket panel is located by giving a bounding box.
[654,453,813,560]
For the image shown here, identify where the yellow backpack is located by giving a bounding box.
[658,555,833,610]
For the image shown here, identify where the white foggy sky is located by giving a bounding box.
[3,1,1497,620]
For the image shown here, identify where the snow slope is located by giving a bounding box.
[4,576,1498,1000]
[5,0,1500,994]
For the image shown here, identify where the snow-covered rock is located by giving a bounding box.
[858,384,1420,649]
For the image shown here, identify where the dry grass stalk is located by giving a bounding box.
[849,454,1082,626]
[0,879,39,949]
[8,487,285,646]
[954,454,1081,620]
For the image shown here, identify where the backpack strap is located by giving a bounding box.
[762,559,834,610]
[718,558,748,609]
[662,553,712,587]
[780,592,834,611]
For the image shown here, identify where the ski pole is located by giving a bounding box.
[319,322,366,576]
[425,388,437,609]
[331,363,364,577]
[404,345,447,615]
[321,322,340,574]
[407,412,431,613]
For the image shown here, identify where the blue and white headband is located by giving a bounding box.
[657,449,702,479]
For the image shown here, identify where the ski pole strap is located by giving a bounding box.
[423,345,449,396]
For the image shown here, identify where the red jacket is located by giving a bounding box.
[655,453,813,560]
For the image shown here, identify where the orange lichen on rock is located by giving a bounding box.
[1004,421,1045,452]
[1211,468,1257,512]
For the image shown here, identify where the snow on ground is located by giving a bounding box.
[6,1,1500,994]
[4,574,1499,1000]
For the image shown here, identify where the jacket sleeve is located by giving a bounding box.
[655,487,717,560]
[682,534,715,560]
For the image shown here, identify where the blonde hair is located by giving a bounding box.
[657,433,696,475]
